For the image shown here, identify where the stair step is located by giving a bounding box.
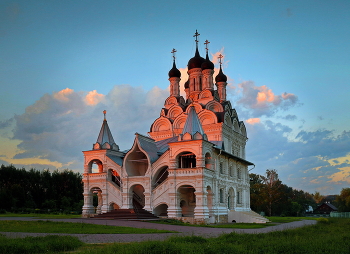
[93,208,159,220]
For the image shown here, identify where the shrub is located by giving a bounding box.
[317,217,330,224]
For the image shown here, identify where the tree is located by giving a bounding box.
[249,173,265,213]
[312,191,325,205]
[336,188,350,212]
[260,169,283,216]
[0,165,83,212]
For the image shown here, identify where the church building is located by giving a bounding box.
[82,31,267,224]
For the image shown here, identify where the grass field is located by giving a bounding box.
[0,212,81,219]
[1,217,349,253]
[0,220,175,234]
[77,218,350,254]
[147,216,317,229]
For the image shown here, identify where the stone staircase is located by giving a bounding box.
[93,198,159,220]
[228,210,270,223]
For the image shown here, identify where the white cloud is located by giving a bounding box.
[8,85,168,170]
[231,81,300,118]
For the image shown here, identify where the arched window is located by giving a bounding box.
[205,153,212,169]
[237,168,242,180]
[237,191,242,204]
[178,152,196,168]
[220,189,224,203]
[110,169,122,187]
[219,162,224,174]
[88,159,103,173]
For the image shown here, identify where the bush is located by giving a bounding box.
[0,209,6,214]
[317,217,330,224]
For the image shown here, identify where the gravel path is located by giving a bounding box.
[0,217,317,243]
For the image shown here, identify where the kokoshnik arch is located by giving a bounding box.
[82,31,267,224]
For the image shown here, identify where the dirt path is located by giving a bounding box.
[0,217,317,243]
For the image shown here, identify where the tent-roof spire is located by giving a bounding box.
[182,105,205,136]
[94,110,119,150]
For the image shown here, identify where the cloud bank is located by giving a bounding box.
[1,53,349,195]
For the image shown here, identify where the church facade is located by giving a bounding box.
[82,32,266,223]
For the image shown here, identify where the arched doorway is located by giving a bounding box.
[109,202,119,211]
[178,185,196,217]
[130,184,145,210]
[91,187,102,214]
[153,204,168,217]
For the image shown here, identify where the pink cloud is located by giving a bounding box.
[53,88,74,102]
[85,90,105,105]
[236,81,299,117]
[246,118,261,125]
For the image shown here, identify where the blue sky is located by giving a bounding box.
[0,0,349,195]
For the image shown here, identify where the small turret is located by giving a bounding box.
[215,54,228,102]
[93,110,119,151]
[168,49,181,97]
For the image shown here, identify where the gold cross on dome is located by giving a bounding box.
[193,30,200,43]
[171,48,177,60]
[204,40,210,52]
[218,54,223,65]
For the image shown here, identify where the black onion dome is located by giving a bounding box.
[184,80,189,88]
[188,48,206,70]
[201,52,214,70]
[168,60,181,78]
[215,66,227,82]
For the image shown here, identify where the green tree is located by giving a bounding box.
[313,191,325,205]
[336,188,350,212]
[260,169,283,216]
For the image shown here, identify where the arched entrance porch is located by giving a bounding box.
[130,184,145,210]
[178,185,196,217]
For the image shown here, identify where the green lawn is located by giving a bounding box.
[150,219,277,229]
[0,220,175,234]
[149,216,315,229]
[76,218,350,254]
[0,218,349,253]
[0,212,81,219]
[267,216,318,223]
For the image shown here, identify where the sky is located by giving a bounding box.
[0,0,349,195]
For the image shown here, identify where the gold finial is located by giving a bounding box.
[171,48,177,60]
[103,110,107,120]
[193,30,200,45]
[218,54,223,66]
[204,40,210,53]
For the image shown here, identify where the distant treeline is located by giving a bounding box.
[250,169,350,216]
[0,165,83,213]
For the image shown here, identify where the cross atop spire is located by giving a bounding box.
[218,54,223,66]
[171,48,177,60]
[204,40,210,53]
[103,110,107,121]
[193,30,200,47]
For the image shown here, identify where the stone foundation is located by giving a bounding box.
[81,214,95,218]
[213,214,228,224]
[173,217,211,225]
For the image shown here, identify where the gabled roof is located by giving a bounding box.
[156,136,179,154]
[107,154,123,166]
[182,105,205,136]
